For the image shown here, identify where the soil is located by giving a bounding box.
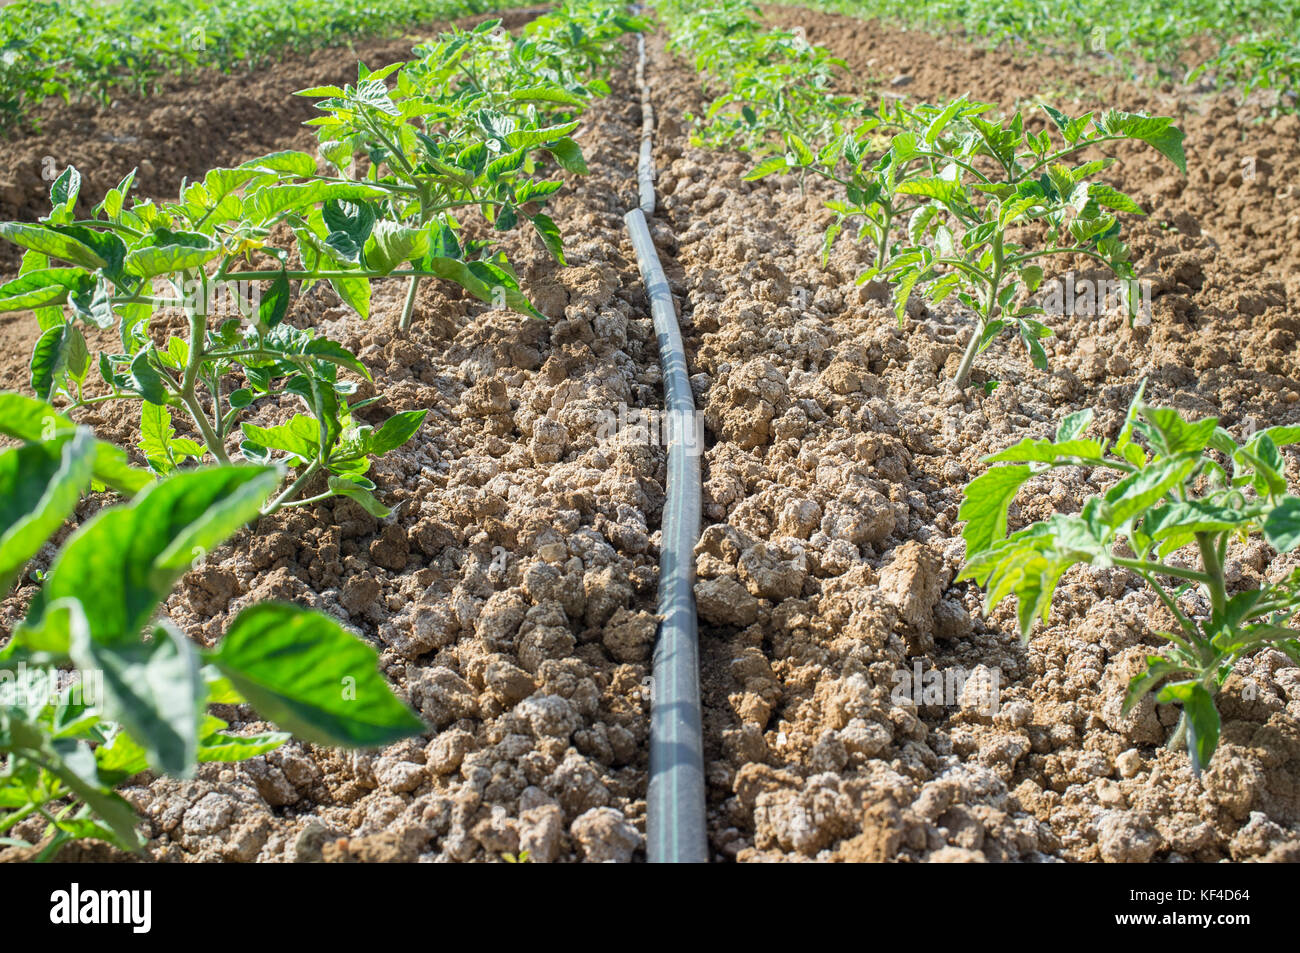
[654,9,1300,862]
[1,5,1298,862]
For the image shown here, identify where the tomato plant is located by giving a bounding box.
[662,1,1186,389]
[0,392,423,858]
[959,389,1300,773]
[0,162,431,515]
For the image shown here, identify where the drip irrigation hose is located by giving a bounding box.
[635,33,657,215]
[625,30,707,863]
[625,209,706,863]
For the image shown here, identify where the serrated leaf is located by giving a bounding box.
[959,464,1032,555]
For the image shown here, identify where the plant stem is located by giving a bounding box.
[876,208,892,273]
[399,190,434,334]
[1111,556,1212,584]
[180,304,229,465]
[1197,531,1227,620]
[954,232,1004,390]
[399,272,422,334]
[0,798,40,835]
[953,321,984,391]
[262,461,322,515]
[1167,712,1188,752]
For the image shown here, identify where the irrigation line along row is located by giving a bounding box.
[635,33,657,215]
[626,29,707,863]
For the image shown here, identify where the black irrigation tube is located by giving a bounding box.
[635,33,657,215]
[625,30,708,863]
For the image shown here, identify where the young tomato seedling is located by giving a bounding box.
[959,388,1300,773]
[0,392,423,857]
[876,103,1186,389]
[0,160,431,515]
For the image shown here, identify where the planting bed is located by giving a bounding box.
[0,2,1298,863]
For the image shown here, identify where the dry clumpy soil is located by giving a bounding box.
[2,31,665,864]
[646,9,1300,861]
[0,5,1297,863]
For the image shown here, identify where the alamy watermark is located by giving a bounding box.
[595,403,706,456]
[891,661,1001,717]
[149,274,263,318]
[0,664,103,708]
[1039,270,1152,326]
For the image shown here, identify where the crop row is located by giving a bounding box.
[0,0,541,133]
[775,0,1299,112]
[658,0,1300,773]
[0,0,642,857]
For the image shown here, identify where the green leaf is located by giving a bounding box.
[327,475,391,516]
[1100,453,1200,529]
[0,268,86,312]
[304,339,371,380]
[896,177,965,203]
[329,276,371,321]
[958,514,1098,637]
[138,402,177,473]
[124,229,221,278]
[1143,500,1251,557]
[1135,406,1218,457]
[504,120,580,150]
[546,137,588,175]
[128,350,169,405]
[1123,656,1186,714]
[1040,103,1070,133]
[365,221,430,274]
[510,85,585,107]
[1099,111,1187,173]
[959,464,1032,555]
[0,429,96,594]
[30,325,68,400]
[258,269,291,328]
[242,415,321,463]
[197,720,288,763]
[925,99,970,144]
[1088,183,1144,215]
[1055,408,1094,442]
[427,256,544,320]
[1264,498,1300,553]
[984,437,1104,464]
[42,740,143,851]
[1156,680,1220,774]
[530,213,565,265]
[50,166,82,207]
[0,223,109,270]
[27,466,280,647]
[244,182,385,225]
[1256,425,1300,449]
[209,603,425,748]
[94,728,151,783]
[1020,324,1049,369]
[786,133,814,166]
[70,621,202,777]
[368,410,427,455]
[322,198,375,259]
[745,155,790,180]
[239,150,318,178]
[0,393,150,496]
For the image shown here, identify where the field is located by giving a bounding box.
[0,0,1297,866]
